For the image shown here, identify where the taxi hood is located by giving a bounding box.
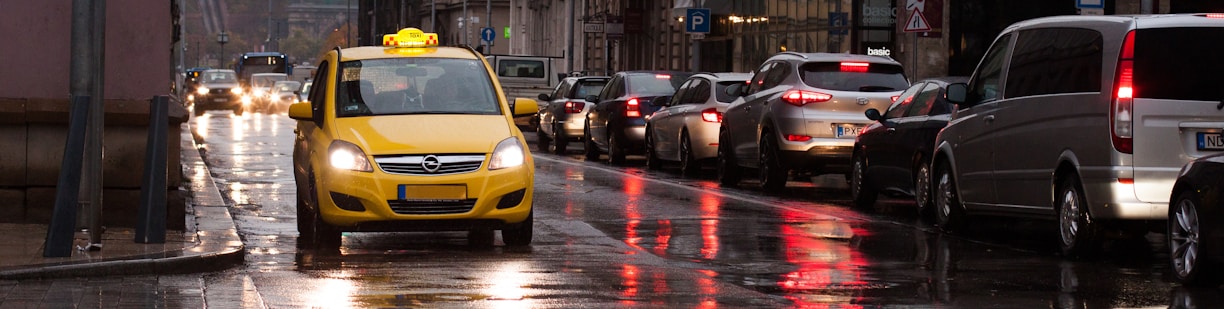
[332,115,513,155]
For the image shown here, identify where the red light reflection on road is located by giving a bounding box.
[654,220,671,256]
[776,207,868,307]
[624,176,644,251]
[699,192,721,260]
[620,264,640,304]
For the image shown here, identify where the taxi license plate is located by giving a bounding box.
[1197,132,1224,150]
[397,185,467,200]
[213,98,228,102]
[835,124,863,138]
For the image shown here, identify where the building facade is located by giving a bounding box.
[361,0,1221,79]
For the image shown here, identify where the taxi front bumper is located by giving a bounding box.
[316,160,533,231]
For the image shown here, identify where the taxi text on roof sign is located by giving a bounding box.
[383,28,439,48]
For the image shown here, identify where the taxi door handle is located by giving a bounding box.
[984,115,995,123]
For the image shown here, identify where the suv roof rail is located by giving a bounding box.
[777,51,809,59]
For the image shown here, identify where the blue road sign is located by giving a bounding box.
[481,27,495,43]
[829,12,848,35]
[686,8,711,33]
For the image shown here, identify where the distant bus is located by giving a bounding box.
[235,52,291,87]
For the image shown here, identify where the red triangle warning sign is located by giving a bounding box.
[904,8,932,32]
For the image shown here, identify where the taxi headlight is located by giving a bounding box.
[329,141,373,172]
[241,95,253,105]
[231,87,244,95]
[196,87,209,95]
[489,137,525,170]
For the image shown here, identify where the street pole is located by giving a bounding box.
[464,0,469,47]
[486,0,491,53]
[347,0,352,47]
[567,0,575,74]
[431,0,436,33]
[82,0,106,251]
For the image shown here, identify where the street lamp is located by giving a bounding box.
[217,32,229,68]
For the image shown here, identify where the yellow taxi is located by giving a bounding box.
[288,28,538,247]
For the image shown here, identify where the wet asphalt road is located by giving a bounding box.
[5,110,1224,308]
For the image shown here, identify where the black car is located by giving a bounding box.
[850,77,967,216]
[584,71,691,164]
[1169,153,1224,285]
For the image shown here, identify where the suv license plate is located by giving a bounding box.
[1197,132,1224,150]
[835,124,863,138]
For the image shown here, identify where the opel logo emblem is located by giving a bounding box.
[422,155,442,173]
[856,97,869,105]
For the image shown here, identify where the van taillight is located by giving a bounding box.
[700,108,722,122]
[625,98,641,118]
[1111,30,1135,154]
[565,101,585,113]
[781,90,833,106]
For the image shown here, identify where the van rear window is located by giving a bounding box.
[497,60,546,78]
[1134,28,1224,101]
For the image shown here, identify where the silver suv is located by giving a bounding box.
[935,14,1224,256]
[719,52,908,190]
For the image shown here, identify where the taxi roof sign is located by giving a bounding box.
[383,28,439,48]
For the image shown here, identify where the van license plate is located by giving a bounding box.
[835,124,863,138]
[1198,132,1224,150]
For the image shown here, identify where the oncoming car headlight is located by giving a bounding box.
[196,87,209,95]
[329,141,373,172]
[231,87,244,95]
[489,137,525,170]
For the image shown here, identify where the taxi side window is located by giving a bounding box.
[307,60,330,110]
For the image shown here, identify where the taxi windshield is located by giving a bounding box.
[335,58,500,117]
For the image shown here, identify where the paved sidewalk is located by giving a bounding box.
[0,125,244,280]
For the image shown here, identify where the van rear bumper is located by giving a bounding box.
[1082,176,1168,220]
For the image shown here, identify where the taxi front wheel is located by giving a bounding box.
[502,210,533,246]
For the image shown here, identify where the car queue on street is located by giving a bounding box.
[521,13,1224,286]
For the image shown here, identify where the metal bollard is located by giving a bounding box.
[45,95,91,257]
[135,96,169,243]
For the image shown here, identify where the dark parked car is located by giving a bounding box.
[850,77,967,216]
[1168,153,1224,285]
[584,71,692,164]
[536,76,609,154]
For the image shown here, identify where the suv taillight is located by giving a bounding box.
[1111,30,1135,154]
[625,98,641,118]
[700,108,722,122]
[781,90,832,106]
[565,101,585,113]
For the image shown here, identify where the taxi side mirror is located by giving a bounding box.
[585,95,598,103]
[288,102,313,120]
[945,83,968,105]
[512,98,538,117]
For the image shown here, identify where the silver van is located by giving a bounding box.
[935,14,1224,256]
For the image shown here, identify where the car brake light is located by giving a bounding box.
[1206,13,1224,18]
[565,101,585,113]
[840,62,869,72]
[1111,30,1135,154]
[781,90,833,106]
[891,95,900,102]
[700,108,722,123]
[785,134,811,142]
[655,74,671,79]
[625,98,641,118]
